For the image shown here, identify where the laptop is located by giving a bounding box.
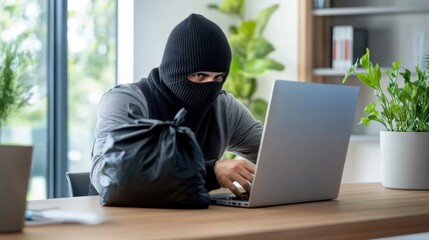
[211,80,359,207]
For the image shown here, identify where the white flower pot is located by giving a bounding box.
[380,131,429,190]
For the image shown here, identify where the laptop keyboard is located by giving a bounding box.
[225,192,249,201]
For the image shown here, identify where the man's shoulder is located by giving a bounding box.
[99,82,149,115]
[103,83,146,100]
[218,90,237,104]
[215,91,249,118]
[217,91,245,109]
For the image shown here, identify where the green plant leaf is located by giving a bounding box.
[372,63,382,89]
[237,20,256,40]
[229,34,248,59]
[255,4,279,36]
[355,73,373,88]
[247,37,274,59]
[342,59,358,83]
[359,117,371,126]
[239,77,255,100]
[207,4,219,10]
[224,73,248,99]
[360,48,371,70]
[228,25,238,35]
[244,78,257,99]
[211,0,244,17]
[228,20,257,58]
[242,58,284,77]
[267,59,285,71]
[392,60,400,70]
[363,102,378,115]
[229,54,244,74]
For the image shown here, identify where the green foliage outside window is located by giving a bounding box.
[0,0,43,130]
[67,0,116,171]
[0,41,32,129]
[0,0,116,199]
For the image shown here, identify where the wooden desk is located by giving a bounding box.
[2,183,429,240]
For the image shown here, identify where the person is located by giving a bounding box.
[90,13,263,198]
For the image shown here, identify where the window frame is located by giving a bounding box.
[47,0,68,198]
[46,0,118,198]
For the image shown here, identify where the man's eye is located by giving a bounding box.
[194,73,204,78]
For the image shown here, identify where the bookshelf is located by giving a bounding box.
[313,7,429,17]
[298,0,429,137]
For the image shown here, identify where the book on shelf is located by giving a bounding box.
[313,0,331,9]
[331,25,368,70]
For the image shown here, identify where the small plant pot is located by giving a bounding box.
[380,131,429,190]
[0,145,33,232]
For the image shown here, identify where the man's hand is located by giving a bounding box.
[214,159,255,198]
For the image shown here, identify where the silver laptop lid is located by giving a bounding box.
[248,80,359,207]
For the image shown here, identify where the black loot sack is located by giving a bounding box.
[99,103,211,209]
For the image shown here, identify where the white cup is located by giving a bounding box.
[0,145,33,233]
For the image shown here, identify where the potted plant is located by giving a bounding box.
[343,48,429,190]
[0,42,32,130]
[0,41,34,232]
[208,0,285,123]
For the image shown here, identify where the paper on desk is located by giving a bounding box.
[25,209,106,226]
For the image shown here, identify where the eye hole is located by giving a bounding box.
[187,72,225,83]
[194,73,204,79]
[214,75,225,81]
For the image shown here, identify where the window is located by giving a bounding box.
[67,0,116,173]
[0,0,117,199]
[0,0,48,200]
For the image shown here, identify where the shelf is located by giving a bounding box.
[313,68,348,76]
[313,6,429,16]
[298,0,429,82]
[313,68,371,77]
[299,1,427,145]
[313,68,423,77]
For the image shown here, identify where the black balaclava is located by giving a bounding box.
[158,13,232,112]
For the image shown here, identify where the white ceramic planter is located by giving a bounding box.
[0,145,33,232]
[380,131,429,190]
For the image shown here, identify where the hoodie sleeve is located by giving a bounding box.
[90,84,149,192]
[225,94,264,164]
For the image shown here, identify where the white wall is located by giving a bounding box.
[246,0,298,100]
[127,0,297,100]
[117,0,134,85]
[343,140,381,183]
[120,0,381,183]
[132,0,233,84]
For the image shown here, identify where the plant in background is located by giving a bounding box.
[208,0,285,123]
[343,48,429,132]
[0,41,33,129]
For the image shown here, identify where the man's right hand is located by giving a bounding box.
[213,159,255,199]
